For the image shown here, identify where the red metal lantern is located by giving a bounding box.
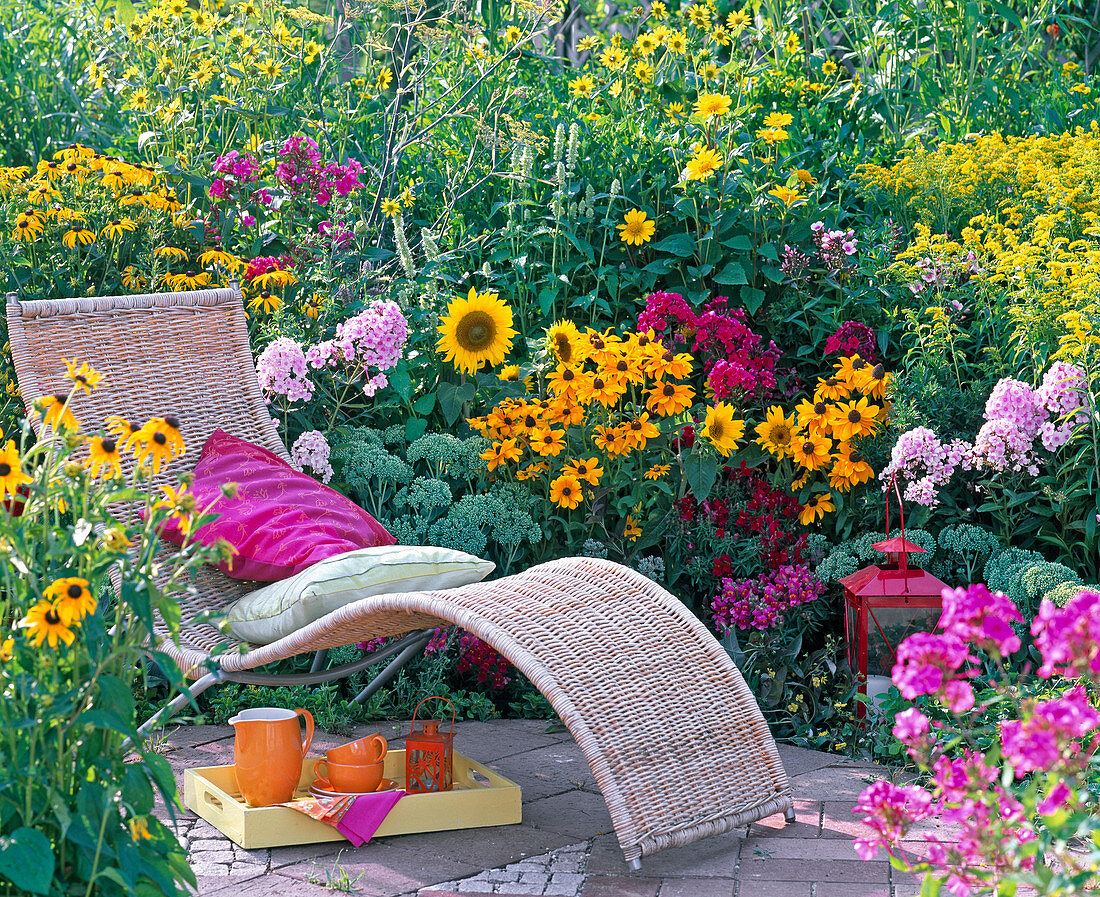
[839,475,948,718]
[405,697,455,793]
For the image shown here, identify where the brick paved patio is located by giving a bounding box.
[157,720,924,897]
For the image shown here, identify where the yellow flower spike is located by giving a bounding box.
[437,288,516,375]
[618,209,656,246]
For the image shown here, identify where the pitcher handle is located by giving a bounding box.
[295,708,314,757]
[369,734,388,762]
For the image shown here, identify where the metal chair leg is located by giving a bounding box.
[784,806,796,824]
[352,630,435,704]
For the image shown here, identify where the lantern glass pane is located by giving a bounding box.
[866,606,941,676]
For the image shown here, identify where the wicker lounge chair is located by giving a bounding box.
[6,287,795,866]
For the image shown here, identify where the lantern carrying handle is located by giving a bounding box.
[884,471,906,542]
[411,696,456,735]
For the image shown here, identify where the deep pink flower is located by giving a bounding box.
[1031,590,1100,680]
[937,584,1022,656]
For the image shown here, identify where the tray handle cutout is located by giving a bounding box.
[203,790,224,811]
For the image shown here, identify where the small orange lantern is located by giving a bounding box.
[405,697,455,793]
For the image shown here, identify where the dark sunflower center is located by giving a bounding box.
[710,420,726,440]
[775,426,790,444]
[45,609,61,625]
[563,369,575,381]
[456,310,496,352]
[872,364,885,379]
[593,378,605,389]
[814,402,827,415]
[853,358,867,370]
[562,486,573,496]
[802,441,815,454]
[630,421,641,431]
[0,463,11,477]
[826,378,839,387]
[67,584,83,598]
[53,393,67,403]
[577,464,588,475]
[101,438,117,453]
[616,360,628,372]
[66,162,77,172]
[153,432,167,445]
[165,415,180,429]
[848,410,862,423]
[524,415,536,428]
[663,383,675,396]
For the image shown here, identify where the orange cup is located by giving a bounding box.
[314,759,384,794]
[230,708,314,807]
[326,733,388,765]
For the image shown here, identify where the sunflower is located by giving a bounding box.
[545,320,585,367]
[570,74,596,98]
[44,577,96,625]
[702,403,745,456]
[644,464,670,480]
[646,380,694,416]
[755,406,796,457]
[763,111,794,128]
[0,440,31,501]
[22,599,77,648]
[694,92,731,119]
[829,397,879,441]
[683,147,722,181]
[563,457,603,486]
[381,198,402,217]
[437,288,516,375]
[618,209,656,246]
[799,492,835,526]
[38,394,78,430]
[790,433,832,471]
[549,474,584,510]
[64,359,103,394]
[86,435,123,479]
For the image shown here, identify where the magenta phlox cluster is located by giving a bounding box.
[1037,360,1089,450]
[710,564,823,631]
[824,321,877,362]
[892,632,976,712]
[1001,684,1099,776]
[636,291,695,340]
[275,134,363,206]
[851,780,933,861]
[1031,589,1100,679]
[879,427,969,509]
[938,583,1022,656]
[290,430,334,483]
[256,337,314,403]
[318,220,354,248]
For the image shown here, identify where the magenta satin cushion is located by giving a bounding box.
[160,429,395,581]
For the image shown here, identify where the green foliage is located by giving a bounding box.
[983,547,1045,596]
[816,528,937,585]
[1020,561,1080,604]
[934,524,1002,584]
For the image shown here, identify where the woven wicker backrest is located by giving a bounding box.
[5,288,290,483]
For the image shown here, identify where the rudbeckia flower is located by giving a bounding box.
[549,474,583,509]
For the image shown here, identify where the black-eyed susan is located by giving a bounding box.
[799,492,835,526]
[683,146,722,181]
[198,248,243,272]
[437,288,516,375]
[249,290,283,313]
[548,365,590,399]
[516,461,548,482]
[644,464,670,480]
[480,438,522,471]
[530,426,567,458]
[0,637,12,661]
[859,363,891,400]
[815,375,850,402]
[545,320,585,367]
[795,397,832,435]
[22,599,77,648]
[702,403,745,456]
[121,266,148,292]
[44,577,96,625]
[550,473,584,510]
[129,817,153,841]
[106,416,141,449]
[563,457,603,486]
[86,435,123,479]
[155,482,197,535]
[755,406,796,457]
[38,393,78,430]
[623,413,660,451]
[617,209,656,246]
[62,227,96,248]
[790,433,832,471]
[154,245,190,263]
[829,397,879,441]
[101,218,137,239]
[303,293,327,319]
[623,515,642,541]
[132,417,184,473]
[646,350,693,380]
[694,92,731,120]
[64,359,103,394]
[548,396,585,428]
[605,354,645,387]
[13,210,44,242]
[0,440,31,501]
[165,270,212,291]
[646,380,695,416]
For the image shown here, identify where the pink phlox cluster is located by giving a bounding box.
[290,430,333,483]
[1000,684,1100,777]
[710,564,823,632]
[318,220,354,248]
[937,583,1022,656]
[851,780,933,861]
[810,221,858,271]
[243,255,290,282]
[209,150,261,200]
[968,418,1039,476]
[636,291,696,343]
[891,632,976,712]
[880,427,969,509]
[1031,589,1100,680]
[910,257,946,294]
[275,134,363,206]
[1037,360,1089,450]
[780,243,811,286]
[824,321,877,362]
[335,299,409,371]
[456,633,512,688]
[256,337,314,403]
[984,378,1046,440]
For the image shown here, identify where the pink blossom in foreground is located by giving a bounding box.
[937,583,1022,656]
[1031,589,1100,679]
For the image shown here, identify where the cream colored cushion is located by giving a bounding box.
[223,545,495,645]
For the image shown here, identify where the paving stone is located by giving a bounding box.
[814,881,892,897]
[657,880,735,897]
[749,800,821,839]
[739,837,860,861]
[190,862,231,877]
[734,884,811,897]
[548,872,585,889]
[383,823,576,870]
[487,870,521,883]
[162,725,235,751]
[201,872,338,895]
[785,767,884,801]
[522,790,614,840]
[192,849,235,864]
[582,875,661,897]
[488,742,594,800]
[495,885,547,896]
[776,744,841,778]
[739,859,890,884]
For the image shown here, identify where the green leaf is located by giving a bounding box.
[650,232,697,258]
[0,828,54,894]
[714,260,748,285]
[412,393,436,414]
[741,287,766,315]
[682,451,719,500]
[437,381,475,426]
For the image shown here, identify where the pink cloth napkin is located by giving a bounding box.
[282,791,405,847]
[336,790,406,846]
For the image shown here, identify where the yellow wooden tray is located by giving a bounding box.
[183,750,522,849]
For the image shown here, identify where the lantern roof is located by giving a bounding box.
[839,563,948,598]
[872,536,927,555]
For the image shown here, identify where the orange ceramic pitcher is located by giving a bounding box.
[229,708,314,807]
